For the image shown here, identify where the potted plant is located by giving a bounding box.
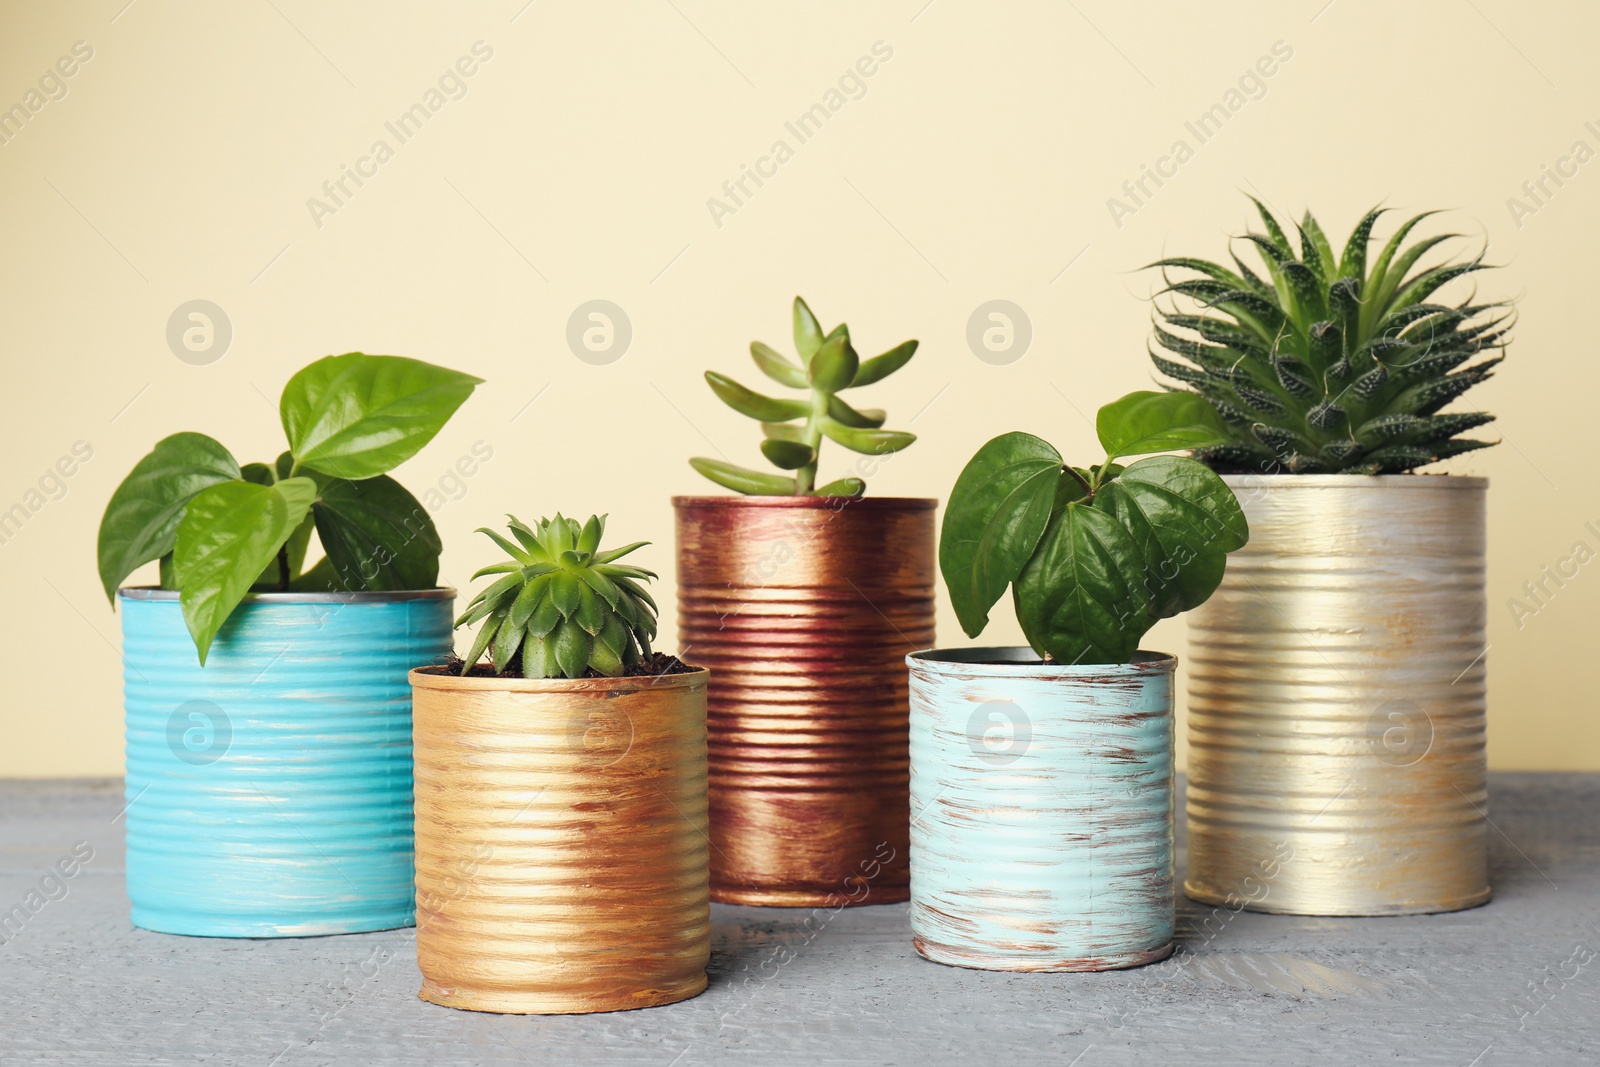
[675,297,933,907]
[98,352,479,937]
[914,390,1248,971]
[409,515,709,1014]
[1147,199,1507,915]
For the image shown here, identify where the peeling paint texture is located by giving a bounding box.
[907,647,1176,971]
[120,589,453,937]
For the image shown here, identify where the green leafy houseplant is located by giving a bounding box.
[455,514,659,678]
[940,392,1249,664]
[690,296,918,496]
[98,353,481,662]
[1147,199,1509,474]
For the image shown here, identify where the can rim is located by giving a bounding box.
[672,495,936,510]
[1219,473,1487,490]
[409,664,709,692]
[907,646,1176,676]
[118,585,457,603]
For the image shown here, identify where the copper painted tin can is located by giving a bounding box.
[673,496,936,906]
[1185,475,1490,916]
[409,667,710,1014]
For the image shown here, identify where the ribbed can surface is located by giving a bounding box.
[908,648,1176,971]
[674,496,936,906]
[1186,475,1490,916]
[121,588,453,937]
[410,668,710,1015]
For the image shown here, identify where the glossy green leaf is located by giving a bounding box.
[761,421,807,443]
[689,456,796,495]
[815,477,866,497]
[704,371,810,423]
[1095,390,1232,459]
[550,571,581,616]
[807,336,859,392]
[760,438,816,470]
[818,419,915,455]
[461,614,500,673]
[1014,501,1153,665]
[827,395,886,429]
[97,433,242,601]
[750,341,807,388]
[792,296,825,364]
[1093,455,1248,620]
[491,612,524,669]
[939,432,1063,638]
[577,514,604,556]
[311,476,441,591]
[850,339,917,388]
[173,477,318,664]
[552,617,593,678]
[280,353,481,480]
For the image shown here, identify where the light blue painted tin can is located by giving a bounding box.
[120,588,454,937]
[907,647,1176,972]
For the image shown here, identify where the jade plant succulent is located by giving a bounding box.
[456,514,659,678]
[1147,199,1509,474]
[690,296,918,496]
[941,391,1248,664]
[97,353,481,662]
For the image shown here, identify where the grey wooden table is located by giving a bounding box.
[2,774,1594,1066]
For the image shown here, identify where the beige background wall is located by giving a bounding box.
[1,0,1594,777]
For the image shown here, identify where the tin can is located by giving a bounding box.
[1185,474,1490,916]
[907,647,1177,971]
[409,667,710,1014]
[674,496,936,906]
[121,588,453,937]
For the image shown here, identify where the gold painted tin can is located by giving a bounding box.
[673,496,937,906]
[409,667,710,1014]
[1185,475,1490,916]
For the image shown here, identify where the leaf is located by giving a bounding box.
[818,419,915,455]
[792,297,825,364]
[550,571,581,617]
[1095,390,1232,459]
[815,477,866,497]
[689,457,796,495]
[460,615,501,673]
[577,514,604,556]
[311,476,441,591]
[575,583,608,634]
[827,395,886,428]
[253,510,315,590]
[850,339,917,388]
[761,421,807,442]
[552,617,593,678]
[591,541,649,565]
[759,438,816,469]
[939,432,1063,638]
[491,612,525,669]
[280,353,481,480]
[807,335,859,392]
[1014,501,1153,665]
[1093,455,1248,620]
[173,478,318,664]
[750,342,807,388]
[705,371,811,422]
[97,433,242,601]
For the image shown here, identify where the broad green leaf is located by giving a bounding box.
[760,438,816,470]
[689,457,795,495]
[815,477,865,497]
[173,477,318,664]
[850,339,918,388]
[939,432,1062,638]
[818,419,914,455]
[705,371,811,422]
[1093,455,1248,619]
[97,433,241,601]
[311,475,441,591]
[792,297,825,364]
[807,336,859,392]
[827,395,886,428]
[750,342,808,388]
[253,510,315,589]
[1014,501,1153,665]
[281,353,481,480]
[1095,390,1231,459]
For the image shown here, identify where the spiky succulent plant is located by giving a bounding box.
[690,296,918,496]
[1148,199,1510,474]
[455,514,658,679]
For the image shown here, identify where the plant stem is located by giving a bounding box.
[793,385,829,495]
[277,545,291,590]
[1065,465,1094,496]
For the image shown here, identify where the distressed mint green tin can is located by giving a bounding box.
[907,647,1176,971]
[121,588,453,937]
